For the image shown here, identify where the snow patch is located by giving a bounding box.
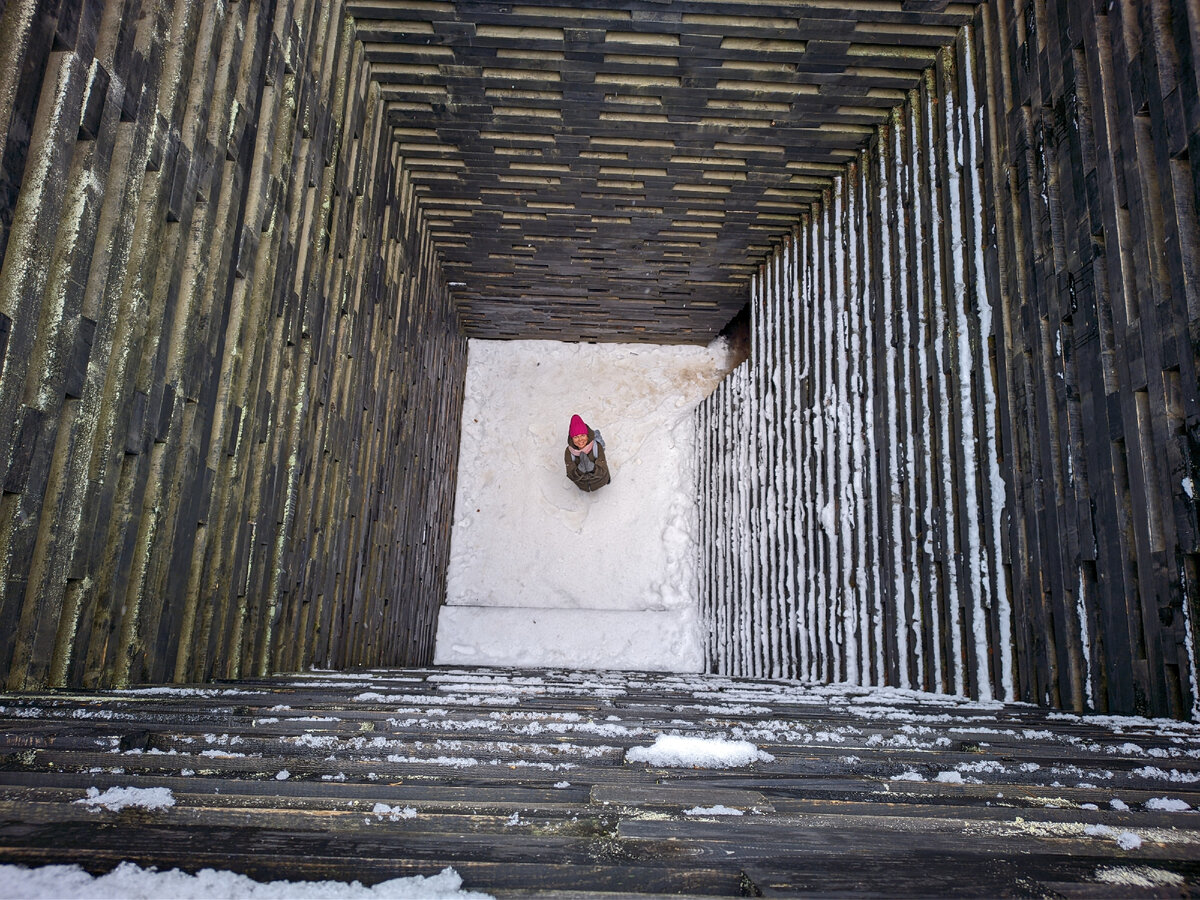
[1085,824,1143,850]
[684,805,744,816]
[1132,766,1200,783]
[0,862,491,899]
[74,786,175,812]
[1095,865,1184,888]
[372,803,417,821]
[1144,797,1192,812]
[625,735,773,768]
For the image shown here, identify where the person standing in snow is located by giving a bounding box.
[565,414,610,492]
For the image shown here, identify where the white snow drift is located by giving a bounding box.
[0,862,491,900]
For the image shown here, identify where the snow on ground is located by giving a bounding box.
[436,339,733,671]
[0,862,492,900]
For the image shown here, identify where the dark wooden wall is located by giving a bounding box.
[698,0,1200,719]
[979,0,1200,719]
[0,1,467,690]
[344,0,982,343]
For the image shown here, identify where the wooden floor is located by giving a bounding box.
[1,668,1199,897]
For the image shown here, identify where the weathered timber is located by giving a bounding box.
[0,667,1197,896]
[3,0,1200,735]
[0,2,466,691]
[975,0,1200,719]
[341,0,988,342]
[696,1,1200,721]
[697,42,1013,703]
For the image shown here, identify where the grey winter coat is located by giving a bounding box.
[564,427,610,492]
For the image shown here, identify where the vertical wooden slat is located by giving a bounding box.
[782,231,800,679]
[696,23,1019,707]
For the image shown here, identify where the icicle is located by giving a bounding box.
[796,226,816,681]
[769,249,785,677]
[1076,569,1094,705]
[845,165,868,686]
[860,149,886,687]
[722,375,736,676]
[716,379,730,675]
[739,365,754,678]
[822,199,838,682]
[832,179,857,684]
[759,264,772,677]
[699,399,714,672]
[752,271,768,678]
[1182,567,1200,720]
[800,227,818,682]
[940,47,969,696]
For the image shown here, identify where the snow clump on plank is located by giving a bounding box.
[1132,766,1200,783]
[372,803,417,821]
[1085,824,1143,850]
[684,805,744,816]
[625,735,773,768]
[1144,797,1192,812]
[74,786,175,811]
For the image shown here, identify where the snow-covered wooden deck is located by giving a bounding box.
[1,668,1199,897]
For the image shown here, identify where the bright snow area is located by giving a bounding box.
[0,862,491,899]
[435,339,734,671]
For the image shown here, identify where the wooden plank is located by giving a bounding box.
[0,668,1196,895]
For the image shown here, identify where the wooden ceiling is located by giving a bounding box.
[347,1,980,342]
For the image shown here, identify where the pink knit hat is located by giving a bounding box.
[569,414,588,438]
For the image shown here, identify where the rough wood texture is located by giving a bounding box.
[697,42,1013,703]
[347,0,986,342]
[3,0,1199,733]
[976,0,1200,721]
[697,1,1200,721]
[0,667,1197,896]
[0,2,467,691]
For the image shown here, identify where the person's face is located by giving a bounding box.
[572,434,588,448]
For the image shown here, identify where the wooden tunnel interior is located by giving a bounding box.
[0,0,1197,719]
